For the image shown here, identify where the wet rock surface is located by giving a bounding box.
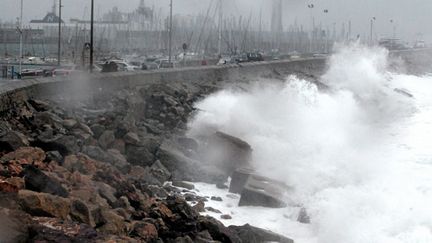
[0,82,294,242]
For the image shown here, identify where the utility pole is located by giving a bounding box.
[19,0,23,78]
[168,0,173,64]
[90,0,94,72]
[390,20,396,39]
[217,0,223,56]
[58,0,62,66]
[369,17,376,46]
[307,3,314,53]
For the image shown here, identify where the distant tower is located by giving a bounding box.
[51,0,57,15]
[271,0,283,49]
[139,0,145,9]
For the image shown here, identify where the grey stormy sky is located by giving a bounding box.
[1,0,431,42]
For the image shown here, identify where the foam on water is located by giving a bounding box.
[187,44,432,243]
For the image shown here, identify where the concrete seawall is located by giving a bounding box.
[0,57,327,113]
[1,47,432,113]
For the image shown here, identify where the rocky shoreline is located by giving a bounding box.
[0,77,295,242]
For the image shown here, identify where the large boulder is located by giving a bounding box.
[238,175,287,208]
[0,131,29,150]
[125,137,160,164]
[228,224,294,243]
[63,154,98,175]
[96,209,128,235]
[81,146,129,172]
[197,216,241,243]
[200,132,252,176]
[128,160,171,186]
[130,222,159,241]
[125,145,155,167]
[1,147,46,164]
[157,142,226,184]
[70,199,95,227]
[229,167,255,194]
[98,130,115,149]
[124,132,140,145]
[1,147,46,178]
[0,208,30,243]
[24,165,69,197]
[18,190,71,219]
[28,217,98,242]
[34,134,80,156]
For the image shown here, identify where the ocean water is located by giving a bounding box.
[186,44,432,243]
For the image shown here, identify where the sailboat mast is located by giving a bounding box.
[19,0,23,77]
[58,0,62,66]
[168,0,173,64]
[217,0,223,56]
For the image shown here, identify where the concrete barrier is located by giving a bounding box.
[1,48,431,113]
[0,57,327,113]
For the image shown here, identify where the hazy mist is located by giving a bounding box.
[1,0,431,42]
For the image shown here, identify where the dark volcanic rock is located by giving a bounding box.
[24,165,69,197]
[0,208,30,243]
[297,207,311,224]
[238,175,287,208]
[172,181,195,190]
[198,216,241,243]
[229,224,294,243]
[130,222,159,241]
[202,131,252,176]
[0,80,300,243]
[70,199,94,227]
[98,130,115,149]
[34,135,80,156]
[211,196,223,202]
[124,132,140,145]
[229,167,255,194]
[45,150,64,164]
[90,124,105,139]
[125,145,155,167]
[18,190,71,219]
[0,131,30,150]
[28,217,98,242]
[158,142,227,184]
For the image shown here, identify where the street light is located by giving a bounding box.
[168,0,173,65]
[307,3,315,53]
[370,17,376,46]
[90,0,94,72]
[58,0,62,66]
[390,19,396,39]
[323,9,329,53]
[19,0,23,78]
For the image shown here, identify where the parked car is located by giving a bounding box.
[158,60,176,69]
[217,56,236,65]
[234,54,249,63]
[246,52,264,62]
[101,61,119,73]
[142,62,159,70]
[111,60,140,71]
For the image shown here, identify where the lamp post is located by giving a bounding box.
[390,19,396,39]
[323,9,329,53]
[168,0,173,65]
[307,3,314,53]
[90,0,94,72]
[369,17,376,46]
[217,0,223,56]
[19,0,23,78]
[57,0,62,66]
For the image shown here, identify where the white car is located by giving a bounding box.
[111,60,140,71]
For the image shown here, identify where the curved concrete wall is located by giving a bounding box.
[1,48,431,113]
[0,58,327,113]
